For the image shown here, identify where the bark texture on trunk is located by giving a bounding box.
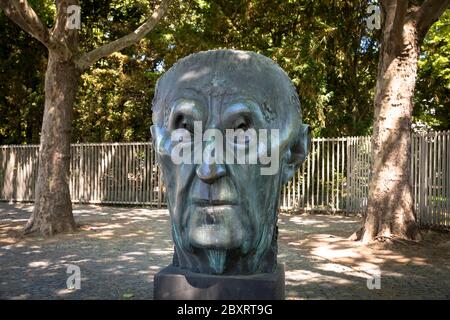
[24,52,79,236]
[1,0,170,237]
[351,0,450,243]
[355,21,421,243]
[353,0,450,242]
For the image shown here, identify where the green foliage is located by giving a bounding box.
[414,9,450,131]
[0,1,448,144]
[73,52,156,142]
[0,1,50,144]
[73,0,164,142]
[151,0,380,137]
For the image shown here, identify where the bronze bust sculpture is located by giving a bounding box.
[151,49,309,298]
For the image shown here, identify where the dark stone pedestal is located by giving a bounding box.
[154,264,285,300]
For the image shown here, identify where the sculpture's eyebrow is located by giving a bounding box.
[223,101,252,115]
[167,87,207,108]
[172,99,197,113]
[172,99,202,115]
[222,99,266,124]
[169,99,206,127]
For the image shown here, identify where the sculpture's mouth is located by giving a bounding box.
[187,204,244,250]
[192,199,238,207]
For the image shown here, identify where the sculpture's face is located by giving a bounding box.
[151,50,309,275]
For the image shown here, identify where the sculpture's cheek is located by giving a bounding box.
[187,205,245,250]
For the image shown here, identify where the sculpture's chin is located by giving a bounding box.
[187,205,245,250]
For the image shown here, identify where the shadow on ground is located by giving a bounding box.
[0,203,449,299]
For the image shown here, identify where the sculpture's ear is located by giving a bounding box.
[281,123,311,185]
[150,124,171,165]
[150,125,160,164]
[150,125,157,144]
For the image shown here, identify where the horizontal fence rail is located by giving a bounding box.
[279,132,450,227]
[0,143,165,207]
[1,132,449,226]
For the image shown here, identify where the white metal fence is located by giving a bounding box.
[0,143,166,207]
[279,132,450,227]
[411,131,450,226]
[1,131,449,226]
[279,136,372,212]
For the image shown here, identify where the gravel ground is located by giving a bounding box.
[0,202,449,300]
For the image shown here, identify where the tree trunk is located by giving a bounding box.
[23,51,79,236]
[0,0,169,236]
[353,20,422,243]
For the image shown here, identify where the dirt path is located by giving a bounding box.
[1,203,449,299]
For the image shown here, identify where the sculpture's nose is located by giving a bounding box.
[196,163,226,184]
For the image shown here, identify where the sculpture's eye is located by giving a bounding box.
[175,115,194,133]
[229,117,254,146]
[233,117,252,131]
[169,99,204,134]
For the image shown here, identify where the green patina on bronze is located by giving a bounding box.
[151,50,310,275]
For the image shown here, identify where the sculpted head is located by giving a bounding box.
[151,50,310,275]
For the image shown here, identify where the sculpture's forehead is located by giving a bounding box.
[160,65,274,103]
[158,73,280,126]
[153,51,301,128]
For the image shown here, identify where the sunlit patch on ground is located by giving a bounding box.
[0,203,449,299]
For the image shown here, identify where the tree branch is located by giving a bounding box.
[415,0,450,40]
[52,0,79,54]
[0,0,71,58]
[381,0,410,55]
[75,0,171,71]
